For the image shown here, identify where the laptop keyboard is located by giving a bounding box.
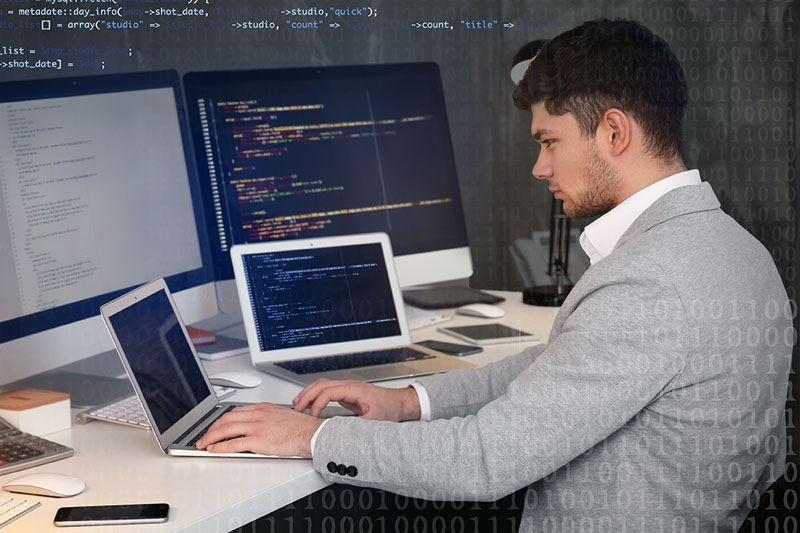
[274,347,434,375]
[186,405,238,448]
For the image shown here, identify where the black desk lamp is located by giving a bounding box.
[522,198,574,306]
[511,40,574,307]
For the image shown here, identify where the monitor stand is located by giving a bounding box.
[4,350,133,408]
[214,279,241,315]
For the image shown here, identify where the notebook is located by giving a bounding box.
[230,233,473,386]
[100,278,295,458]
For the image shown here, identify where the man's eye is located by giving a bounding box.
[542,139,554,147]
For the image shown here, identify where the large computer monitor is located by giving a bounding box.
[0,71,217,387]
[183,62,472,290]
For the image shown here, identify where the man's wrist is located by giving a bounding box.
[400,385,421,421]
[299,416,325,458]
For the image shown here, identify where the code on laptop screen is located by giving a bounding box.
[241,243,401,351]
[109,289,211,433]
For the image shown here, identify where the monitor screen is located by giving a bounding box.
[0,71,215,383]
[240,242,401,352]
[183,63,471,286]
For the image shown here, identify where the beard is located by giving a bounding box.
[563,146,621,219]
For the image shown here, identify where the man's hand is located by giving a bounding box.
[196,403,323,458]
[196,380,421,457]
[292,379,421,422]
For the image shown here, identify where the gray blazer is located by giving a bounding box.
[312,183,792,532]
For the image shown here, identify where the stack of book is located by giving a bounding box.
[185,326,249,361]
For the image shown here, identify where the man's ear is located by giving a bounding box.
[599,108,632,156]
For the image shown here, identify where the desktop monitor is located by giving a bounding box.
[182,62,472,292]
[0,71,217,386]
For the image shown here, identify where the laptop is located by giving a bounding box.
[100,278,296,458]
[231,233,474,386]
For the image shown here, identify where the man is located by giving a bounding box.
[198,19,792,531]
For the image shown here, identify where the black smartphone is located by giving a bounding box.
[53,503,169,526]
[418,339,484,356]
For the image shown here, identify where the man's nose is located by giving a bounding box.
[532,152,552,180]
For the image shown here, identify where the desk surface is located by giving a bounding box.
[2,291,558,533]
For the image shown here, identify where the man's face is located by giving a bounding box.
[530,103,620,219]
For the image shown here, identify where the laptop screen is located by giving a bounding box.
[240,242,401,352]
[108,289,211,433]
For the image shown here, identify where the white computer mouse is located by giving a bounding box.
[3,473,85,498]
[455,303,506,319]
[209,371,263,389]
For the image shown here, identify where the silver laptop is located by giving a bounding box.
[100,278,295,458]
[231,233,473,386]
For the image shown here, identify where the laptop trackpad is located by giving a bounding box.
[354,365,418,381]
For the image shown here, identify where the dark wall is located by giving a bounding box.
[6,0,796,292]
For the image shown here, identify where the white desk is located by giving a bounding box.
[1,291,559,532]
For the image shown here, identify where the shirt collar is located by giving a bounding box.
[579,169,701,265]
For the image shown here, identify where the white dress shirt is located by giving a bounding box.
[311,169,702,452]
[579,169,701,264]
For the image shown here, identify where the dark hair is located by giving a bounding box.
[512,39,548,68]
[513,19,687,162]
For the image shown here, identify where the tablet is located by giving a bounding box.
[438,324,539,345]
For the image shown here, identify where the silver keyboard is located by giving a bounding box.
[0,497,40,529]
[76,385,236,429]
[405,305,451,331]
